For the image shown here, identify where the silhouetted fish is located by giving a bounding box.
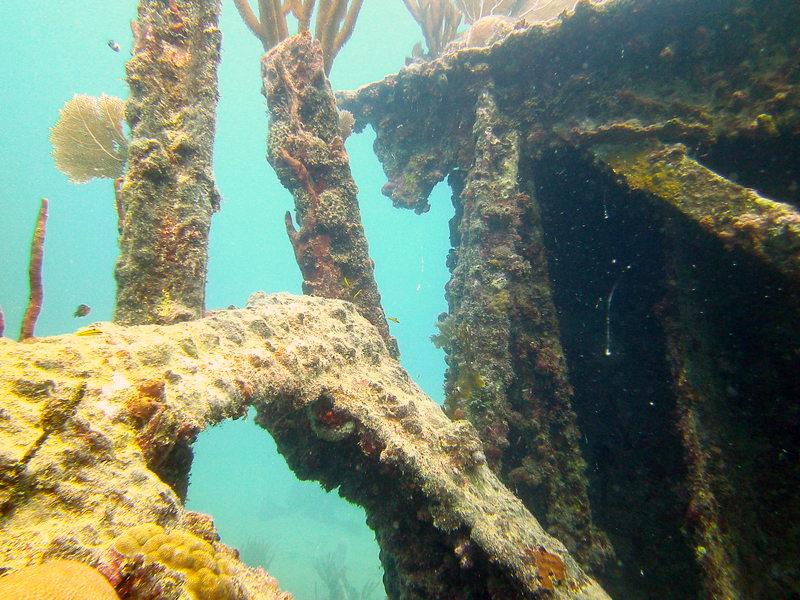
[107,40,120,52]
[73,304,91,318]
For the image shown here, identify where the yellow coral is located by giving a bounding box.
[0,559,119,600]
[113,524,237,600]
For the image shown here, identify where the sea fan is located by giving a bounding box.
[455,0,578,24]
[50,94,128,184]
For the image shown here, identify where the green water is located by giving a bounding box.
[0,2,453,597]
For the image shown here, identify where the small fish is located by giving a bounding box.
[387,316,400,324]
[108,40,120,52]
[73,304,91,318]
[343,276,351,288]
[75,325,103,337]
[352,289,363,300]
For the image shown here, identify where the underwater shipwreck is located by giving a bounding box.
[1,0,799,598]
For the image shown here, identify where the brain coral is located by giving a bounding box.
[113,523,237,600]
[0,559,119,600]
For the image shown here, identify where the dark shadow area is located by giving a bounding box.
[663,212,800,599]
[157,440,194,502]
[698,134,800,208]
[524,146,701,599]
[518,143,800,599]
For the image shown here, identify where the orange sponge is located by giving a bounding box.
[0,559,119,599]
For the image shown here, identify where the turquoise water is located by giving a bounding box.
[0,2,453,597]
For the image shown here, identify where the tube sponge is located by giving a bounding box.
[0,559,119,600]
[113,524,237,600]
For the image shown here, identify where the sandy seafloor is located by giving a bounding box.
[0,2,456,597]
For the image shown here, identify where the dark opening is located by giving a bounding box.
[524,146,701,599]
[699,134,800,209]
